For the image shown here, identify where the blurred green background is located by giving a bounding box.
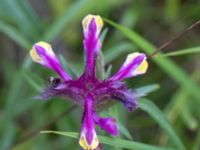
[0,0,200,150]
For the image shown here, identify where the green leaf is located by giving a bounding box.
[17,0,43,32]
[165,0,180,21]
[108,105,133,140]
[100,28,109,44]
[41,131,176,150]
[118,121,133,140]
[181,107,198,130]
[103,18,200,104]
[0,124,16,150]
[105,65,112,79]
[135,84,160,97]
[192,129,200,150]
[43,0,89,42]
[22,71,42,92]
[139,99,185,150]
[104,42,135,64]
[0,0,39,38]
[0,21,31,49]
[59,54,79,78]
[164,68,200,124]
[0,57,34,150]
[160,46,200,57]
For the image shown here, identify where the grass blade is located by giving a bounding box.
[43,0,89,42]
[160,46,200,57]
[17,0,43,32]
[135,84,160,97]
[41,131,176,150]
[22,71,42,92]
[58,54,79,78]
[192,129,200,150]
[0,21,31,49]
[104,42,134,64]
[1,0,39,38]
[139,99,185,150]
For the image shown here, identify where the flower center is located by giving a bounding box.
[86,82,95,92]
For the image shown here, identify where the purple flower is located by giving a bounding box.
[29,14,148,150]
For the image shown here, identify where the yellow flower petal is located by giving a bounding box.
[82,14,93,30]
[29,48,41,62]
[36,41,52,52]
[124,52,140,66]
[126,52,148,75]
[29,41,52,63]
[136,59,148,74]
[96,15,103,30]
[82,14,103,32]
[122,52,148,77]
[79,133,99,150]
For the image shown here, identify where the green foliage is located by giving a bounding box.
[41,131,176,150]
[43,0,89,42]
[0,0,199,150]
[160,46,200,57]
[139,99,185,150]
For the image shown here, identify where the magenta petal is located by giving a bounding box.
[110,53,147,81]
[82,94,94,144]
[83,17,102,77]
[84,18,100,52]
[94,113,119,136]
[79,94,99,149]
[34,44,72,81]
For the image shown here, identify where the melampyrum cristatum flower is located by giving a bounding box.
[30,14,148,150]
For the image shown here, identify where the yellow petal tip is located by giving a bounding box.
[82,14,103,31]
[29,41,53,63]
[35,41,52,52]
[29,48,40,62]
[138,59,148,74]
[79,135,99,150]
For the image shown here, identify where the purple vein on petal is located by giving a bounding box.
[110,54,146,81]
[83,17,101,78]
[34,45,72,81]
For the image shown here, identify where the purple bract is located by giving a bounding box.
[29,14,148,150]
